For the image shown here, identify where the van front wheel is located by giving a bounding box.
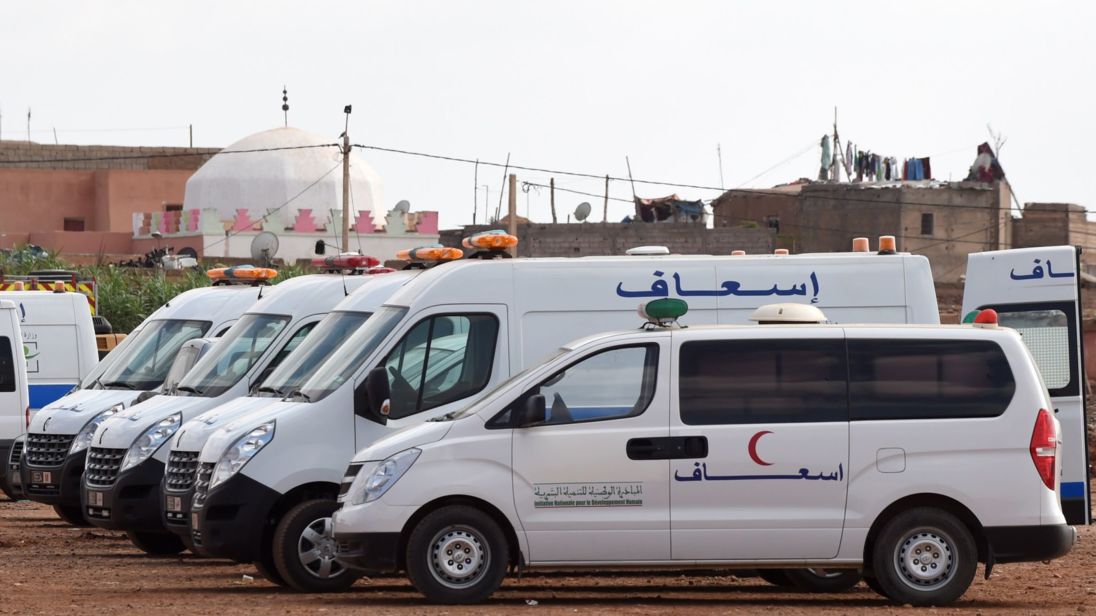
[272,499,359,592]
[870,507,977,606]
[126,530,186,555]
[406,505,509,604]
[52,504,91,527]
[784,568,862,592]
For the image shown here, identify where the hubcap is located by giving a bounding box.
[428,525,489,589]
[297,516,346,579]
[893,528,955,591]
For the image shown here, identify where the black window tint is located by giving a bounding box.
[849,339,1015,420]
[679,339,847,425]
[0,337,15,393]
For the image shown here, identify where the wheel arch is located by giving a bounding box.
[863,493,988,570]
[264,481,340,545]
[399,495,523,570]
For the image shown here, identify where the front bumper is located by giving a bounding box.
[333,531,402,573]
[82,459,166,532]
[985,524,1076,563]
[191,472,280,564]
[161,484,197,540]
[22,451,85,507]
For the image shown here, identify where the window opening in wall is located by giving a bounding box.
[920,213,934,236]
[63,218,85,232]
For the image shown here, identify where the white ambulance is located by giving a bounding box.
[0,300,30,500]
[21,283,263,525]
[332,301,1074,606]
[191,244,942,592]
[160,269,419,554]
[81,272,376,554]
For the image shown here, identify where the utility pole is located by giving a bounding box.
[473,159,479,225]
[341,105,352,253]
[189,124,193,148]
[507,174,518,256]
[603,175,610,223]
[717,143,725,190]
[549,178,557,223]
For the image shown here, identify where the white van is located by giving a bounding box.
[0,291,98,413]
[21,284,263,525]
[962,246,1090,525]
[331,304,1074,606]
[191,250,942,591]
[81,273,375,554]
[160,271,419,555]
[0,300,30,500]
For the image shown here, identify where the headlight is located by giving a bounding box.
[120,412,181,472]
[209,421,275,491]
[69,404,124,455]
[347,448,421,506]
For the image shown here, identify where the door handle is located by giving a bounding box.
[626,437,708,460]
[626,439,662,460]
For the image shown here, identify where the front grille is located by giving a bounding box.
[8,438,23,467]
[337,463,363,501]
[25,433,76,467]
[85,447,126,487]
[191,462,215,507]
[165,450,200,492]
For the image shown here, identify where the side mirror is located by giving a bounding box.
[355,366,390,425]
[517,394,546,428]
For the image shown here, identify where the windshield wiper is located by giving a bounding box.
[286,389,312,402]
[255,385,283,397]
[100,381,138,390]
[175,385,204,396]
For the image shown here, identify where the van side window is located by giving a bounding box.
[383,314,499,420]
[848,339,1015,420]
[990,303,1077,396]
[528,344,658,426]
[678,339,847,425]
[0,337,15,393]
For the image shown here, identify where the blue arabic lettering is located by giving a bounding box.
[1046,260,1075,279]
[615,270,669,298]
[616,271,821,300]
[674,461,844,482]
[1010,259,1076,281]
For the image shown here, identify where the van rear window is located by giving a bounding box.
[678,339,847,425]
[0,337,14,392]
[848,339,1015,420]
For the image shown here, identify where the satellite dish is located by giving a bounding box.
[250,232,280,267]
[393,200,411,214]
[574,202,592,222]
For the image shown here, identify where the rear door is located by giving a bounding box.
[0,303,29,446]
[962,246,1089,524]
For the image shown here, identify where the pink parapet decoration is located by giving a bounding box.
[186,209,201,232]
[163,210,180,234]
[291,209,318,232]
[158,212,173,235]
[353,210,376,234]
[232,209,255,232]
[415,211,439,235]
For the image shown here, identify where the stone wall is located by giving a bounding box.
[0,140,218,171]
[440,222,774,257]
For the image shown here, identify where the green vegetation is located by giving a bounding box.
[0,248,309,333]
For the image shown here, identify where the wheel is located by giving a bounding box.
[870,507,977,606]
[405,505,509,604]
[254,553,288,587]
[126,530,187,555]
[784,568,862,592]
[864,572,886,596]
[52,504,92,527]
[757,569,794,587]
[272,499,359,592]
[0,474,15,501]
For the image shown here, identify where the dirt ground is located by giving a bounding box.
[0,500,1093,615]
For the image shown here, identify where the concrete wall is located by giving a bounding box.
[711,188,801,250]
[441,223,774,257]
[1013,203,1096,271]
[0,141,216,171]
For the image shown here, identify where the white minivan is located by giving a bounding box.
[332,303,1075,606]
[191,248,942,591]
[21,284,263,525]
[81,273,375,554]
[0,300,30,500]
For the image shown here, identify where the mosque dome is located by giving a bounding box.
[182,126,384,227]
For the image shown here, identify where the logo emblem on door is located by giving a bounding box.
[747,430,773,466]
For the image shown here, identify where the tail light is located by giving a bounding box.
[1029,408,1058,490]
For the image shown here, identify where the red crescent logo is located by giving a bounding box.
[748,430,773,466]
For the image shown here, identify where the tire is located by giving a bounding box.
[254,552,288,587]
[784,568,862,593]
[870,507,977,606]
[757,569,794,587]
[53,504,92,527]
[864,572,886,597]
[126,530,187,556]
[272,499,359,592]
[405,505,509,604]
[0,474,15,501]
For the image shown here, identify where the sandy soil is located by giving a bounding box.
[0,498,1091,615]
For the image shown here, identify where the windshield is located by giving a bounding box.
[94,319,211,390]
[79,324,143,389]
[446,348,570,421]
[175,314,290,398]
[299,306,408,401]
[256,311,372,397]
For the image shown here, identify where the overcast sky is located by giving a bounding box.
[3,0,1093,228]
